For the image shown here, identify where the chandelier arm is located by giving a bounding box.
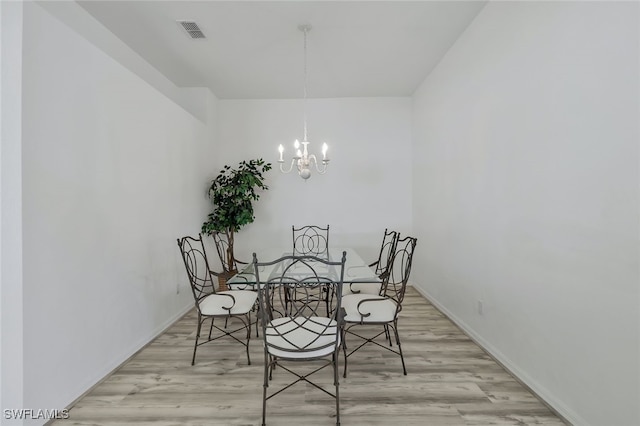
[278,159,297,174]
[307,155,329,174]
[315,160,329,174]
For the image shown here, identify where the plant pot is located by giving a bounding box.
[217,270,238,292]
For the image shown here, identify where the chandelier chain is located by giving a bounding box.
[302,26,308,142]
[277,23,329,180]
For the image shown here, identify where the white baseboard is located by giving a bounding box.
[57,302,194,416]
[411,284,584,426]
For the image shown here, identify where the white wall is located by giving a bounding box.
[36,1,209,124]
[1,0,25,419]
[17,3,217,421]
[412,2,639,425]
[216,97,412,264]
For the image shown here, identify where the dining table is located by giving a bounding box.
[227,247,381,291]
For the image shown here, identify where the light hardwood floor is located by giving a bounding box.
[53,288,567,425]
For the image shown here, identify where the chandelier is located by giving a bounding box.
[278,24,329,180]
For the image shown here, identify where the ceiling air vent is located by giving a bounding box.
[177,21,206,39]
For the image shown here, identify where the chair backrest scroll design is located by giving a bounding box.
[253,251,346,356]
[292,224,330,257]
[383,236,417,313]
[372,228,399,277]
[177,235,217,309]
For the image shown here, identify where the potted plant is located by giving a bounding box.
[201,159,272,288]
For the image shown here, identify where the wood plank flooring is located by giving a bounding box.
[52,288,567,425]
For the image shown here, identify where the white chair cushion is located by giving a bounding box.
[198,290,257,316]
[265,316,340,359]
[342,293,397,323]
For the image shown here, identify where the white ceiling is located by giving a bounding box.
[76,1,487,99]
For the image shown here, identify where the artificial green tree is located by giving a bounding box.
[201,159,272,274]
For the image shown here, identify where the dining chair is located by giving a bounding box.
[341,235,417,376]
[370,228,400,276]
[291,224,331,312]
[211,231,261,337]
[252,251,347,426]
[292,224,330,257]
[344,228,399,296]
[177,234,257,365]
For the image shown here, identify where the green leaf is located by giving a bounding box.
[202,158,272,239]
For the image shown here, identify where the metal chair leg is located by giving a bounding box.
[262,351,269,426]
[192,315,203,366]
[384,324,392,346]
[255,302,260,337]
[208,317,215,340]
[246,313,252,365]
[334,351,341,425]
[392,321,407,375]
[342,329,349,378]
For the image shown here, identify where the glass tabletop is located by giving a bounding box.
[227,247,380,288]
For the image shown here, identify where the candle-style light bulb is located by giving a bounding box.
[278,144,284,162]
[296,149,302,158]
[322,143,328,159]
[294,139,300,149]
